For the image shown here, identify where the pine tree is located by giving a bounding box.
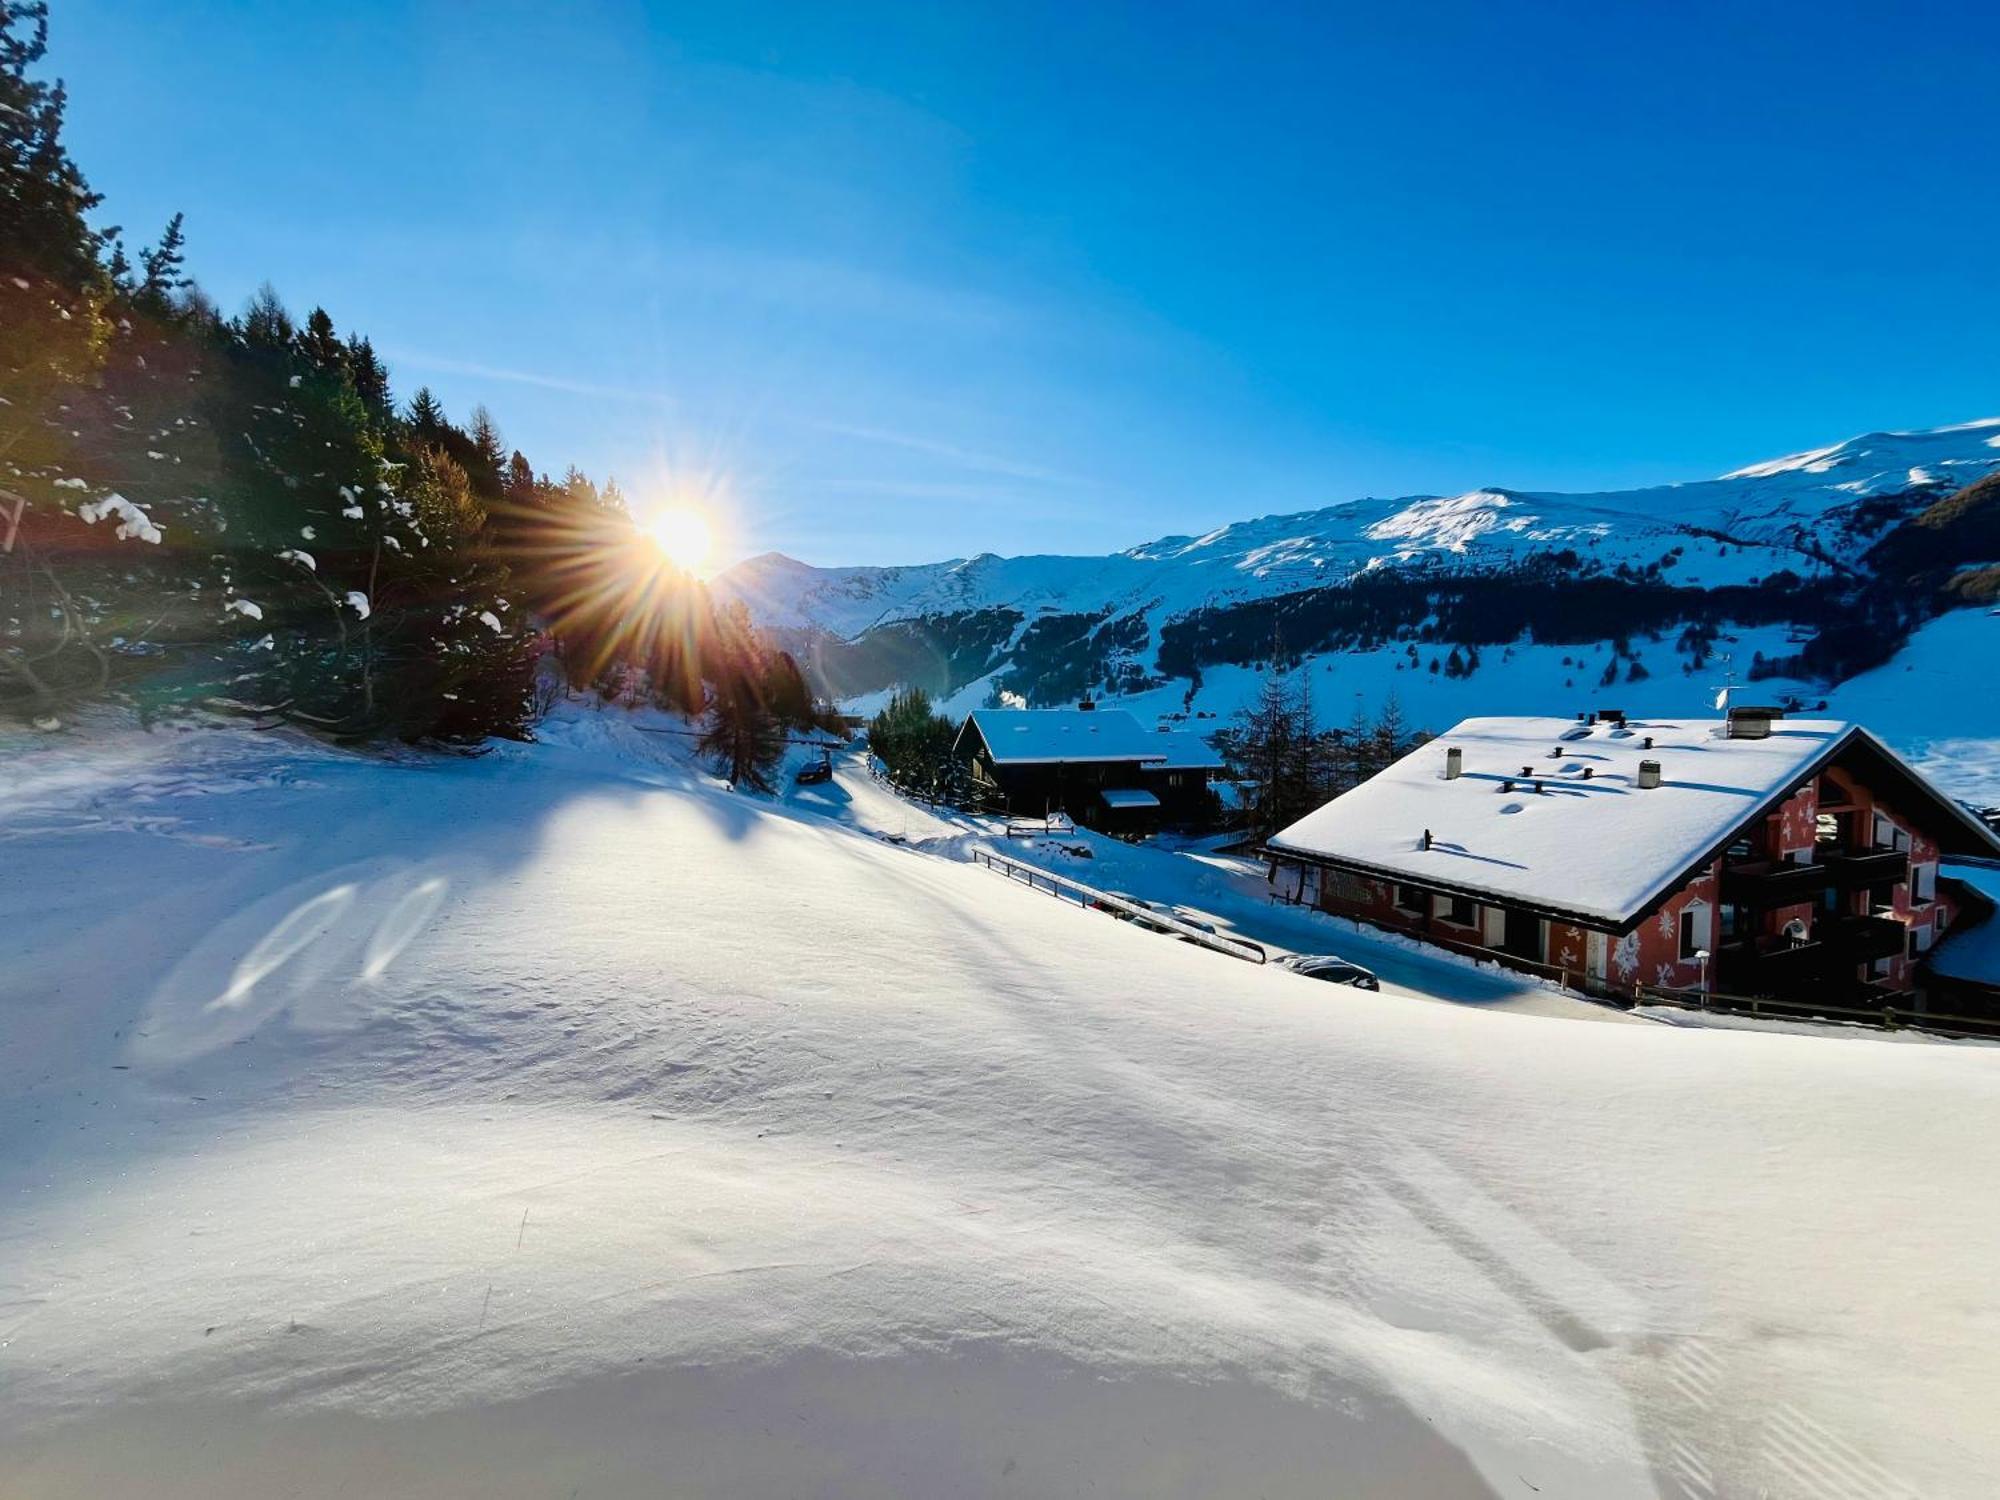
[0,1,112,465]
[135,211,189,313]
[298,306,343,371]
[468,405,506,491]
[699,674,786,791]
[405,385,447,442]
[505,450,536,499]
[869,685,958,795]
[1372,691,1408,768]
[1229,664,1302,837]
[345,334,392,422]
[241,282,293,347]
[696,601,787,790]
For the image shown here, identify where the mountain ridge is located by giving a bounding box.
[713,418,2000,719]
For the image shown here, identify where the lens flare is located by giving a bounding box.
[648,507,712,573]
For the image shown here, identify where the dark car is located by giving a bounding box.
[1278,954,1381,991]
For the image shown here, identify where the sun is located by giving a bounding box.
[646,506,713,573]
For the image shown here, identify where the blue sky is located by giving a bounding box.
[56,0,2000,568]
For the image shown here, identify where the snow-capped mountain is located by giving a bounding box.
[714,419,2000,723]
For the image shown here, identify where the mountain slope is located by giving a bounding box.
[714,418,2000,720]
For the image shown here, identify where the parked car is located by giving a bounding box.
[795,754,834,786]
[1278,953,1380,991]
[1098,892,1178,933]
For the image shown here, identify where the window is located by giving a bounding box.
[1678,904,1709,961]
[1443,894,1475,926]
[1912,863,1936,904]
[1910,925,1933,957]
[1394,884,1427,916]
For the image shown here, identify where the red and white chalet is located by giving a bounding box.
[1264,708,2000,1005]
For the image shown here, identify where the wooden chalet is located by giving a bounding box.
[1263,707,2000,1011]
[954,705,1222,833]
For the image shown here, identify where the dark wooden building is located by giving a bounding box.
[954,707,1221,833]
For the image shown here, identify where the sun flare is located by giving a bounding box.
[647,506,713,573]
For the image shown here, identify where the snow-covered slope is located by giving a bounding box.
[4,714,1999,1498]
[715,418,2000,634]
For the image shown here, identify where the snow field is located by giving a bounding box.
[2,713,1998,1497]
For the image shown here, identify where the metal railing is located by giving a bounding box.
[970,847,1266,964]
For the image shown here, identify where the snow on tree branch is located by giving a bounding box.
[75,493,163,545]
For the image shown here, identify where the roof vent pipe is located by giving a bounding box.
[1642,735,1654,750]
[1637,759,1662,790]
[1444,747,1463,780]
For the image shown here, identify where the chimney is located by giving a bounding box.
[1642,735,1653,750]
[1444,746,1463,780]
[1500,778,1515,793]
[1581,766,1594,780]
[1078,697,1096,712]
[1521,765,1534,777]
[1726,705,1780,740]
[1637,759,1662,789]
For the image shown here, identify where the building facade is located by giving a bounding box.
[1264,709,2000,1008]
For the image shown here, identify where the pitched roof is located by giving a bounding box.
[1146,730,1227,771]
[964,709,1167,766]
[1930,864,2000,987]
[1268,715,2000,929]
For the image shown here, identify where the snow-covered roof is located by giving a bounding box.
[1100,787,1162,810]
[1930,864,2000,986]
[1146,730,1227,771]
[966,709,1168,765]
[1269,716,1911,928]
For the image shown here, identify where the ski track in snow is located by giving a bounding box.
[1,705,1995,1498]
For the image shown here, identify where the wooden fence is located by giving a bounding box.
[1632,983,2000,1041]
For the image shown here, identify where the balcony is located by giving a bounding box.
[1719,859,1833,908]
[1715,936,1826,995]
[1822,848,1909,889]
[1820,914,1906,963]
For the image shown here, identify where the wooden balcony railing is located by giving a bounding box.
[1822,848,1909,889]
[1719,859,1833,907]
